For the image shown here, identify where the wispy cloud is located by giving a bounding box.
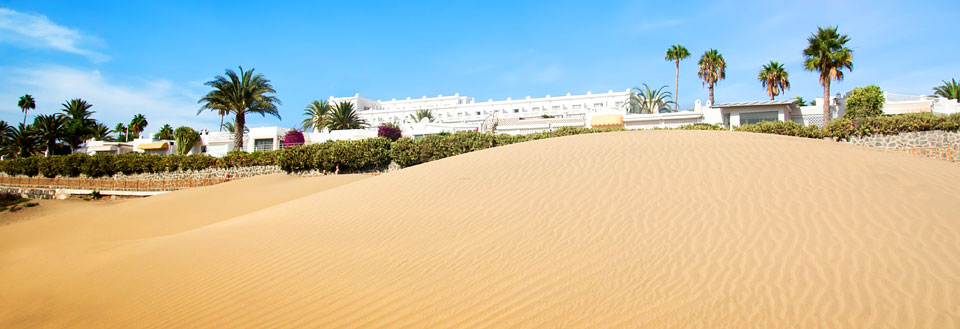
[0,66,218,133]
[0,8,108,62]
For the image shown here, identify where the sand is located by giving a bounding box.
[1,130,959,328]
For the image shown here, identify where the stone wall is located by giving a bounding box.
[0,187,56,199]
[843,130,960,150]
[113,165,283,180]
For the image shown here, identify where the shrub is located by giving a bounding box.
[377,123,402,141]
[173,126,200,155]
[81,153,117,178]
[115,152,147,175]
[283,130,305,147]
[180,154,216,171]
[3,157,40,177]
[843,85,885,119]
[38,155,65,178]
[389,137,423,167]
[217,151,278,168]
[277,144,321,173]
[736,121,824,139]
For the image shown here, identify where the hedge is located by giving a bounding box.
[737,113,960,140]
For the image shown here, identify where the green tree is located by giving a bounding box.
[933,78,960,100]
[793,96,808,106]
[113,123,128,142]
[0,121,11,157]
[198,66,282,151]
[324,101,367,130]
[32,114,67,156]
[17,94,36,127]
[129,113,148,139]
[758,61,790,100]
[803,26,853,123]
[665,44,691,111]
[698,49,726,105]
[843,85,885,119]
[58,99,97,151]
[408,109,435,123]
[92,123,114,141]
[5,123,40,158]
[173,126,200,155]
[302,100,332,131]
[625,84,674,114]
[154,124,174,140]
[221,120,248,134]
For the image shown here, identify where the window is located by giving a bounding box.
[615,102,623,108]
[594,103,604,108]
[739,111,780,125]
[253,138,274,152]
[572,104,582,110]
[552,106,560,111]
[200,145,207,153]
[476,111,481,116]
[513,109,520,113]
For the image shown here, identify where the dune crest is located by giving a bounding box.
[2,130,959,328]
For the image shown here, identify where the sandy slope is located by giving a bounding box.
[1,130,959,328]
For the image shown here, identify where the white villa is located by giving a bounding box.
[76,91,960,157]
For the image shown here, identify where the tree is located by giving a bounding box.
[154,124,174,140]
[758,61,790,100]
[32,114,67,156]
[58,99,96,151]
[625,84,674,114]
[5,123,40,158]
[114,123,128,142]
[933,78,960,100]
[665,44,691,111]
[198,66,282,151]
[794,96,808,106]
[843,85,885,119]
[302,100,331,131]
[17,94,36,127]
[803,26,853,123]
[0,121,13,157]
[408,109,435,123]
[324,101,367,130]
[173,126,200,155]
[92,123,114,141]
[698,49,726,105]
[128,113,148,139]
[221,120,248,134]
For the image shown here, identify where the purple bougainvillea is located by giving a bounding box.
[283,130,305,147]
[378,124,402,141]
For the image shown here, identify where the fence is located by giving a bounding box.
[895,145,959,162]
[0,177,234,192]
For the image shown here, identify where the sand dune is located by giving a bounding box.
[1,130,959,328]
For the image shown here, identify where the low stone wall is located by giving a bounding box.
[0,187,56,199]
[843,130,960,150]
[113,165,283,180]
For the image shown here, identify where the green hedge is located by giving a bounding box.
[737,113,960,140]
[1,153,219,178]
[278,138,392,173]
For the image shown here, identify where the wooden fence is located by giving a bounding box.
[895,145,959,162]
[0,177,234,192]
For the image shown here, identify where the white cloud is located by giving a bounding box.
[0,66,219,134]
[0,8,107,62]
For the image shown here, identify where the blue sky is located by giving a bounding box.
[1,0,958,134]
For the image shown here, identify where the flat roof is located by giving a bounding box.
[712,99,798,108]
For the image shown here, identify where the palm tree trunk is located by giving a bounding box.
[708,83,715,106]
[22,110,27,127]
[219,115,224,132]
[675,61,680,111]
[823,81,831,123]
[770,94,775,101]
[233,112,245,151]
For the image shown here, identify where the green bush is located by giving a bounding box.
[278,144,321,173]
[181,154,216,171]
[736,121,824,139]
[81,153,117,178]
[3,157,40,177]
[38,155,65,178]
[218,151,280,168]
[843,85,885,119]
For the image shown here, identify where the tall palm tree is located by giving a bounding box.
[665,44,691,111]
[5,123,40,158]
[198,66,282,151]
[624,84,674,114]
[92,123,114,141]
[128,113,148,139]
[302,100,332,131]
[758,61,790,100]
[114,123,128,142]
[803,26,853,123]
[408,109,435,123]
[32,114,67,156]
[17,94,36,127]
[0,121,13,157]
[58,98,96,151]
[933,78,960,100]
[153,124,174,140]
[698,49,726,105]
[324,101,367,130]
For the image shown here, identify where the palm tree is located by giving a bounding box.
[221,120,249,134]
[32,114,67,156]
[803,26,853,123]
[153,124,174,140]
[794,96,808,106]
[114,123,128,142]
[758,61,790,100]
[665,44,691,111]
[0,121,13,157]
[408,109,435,123]
[128,113,148,139]
[58,99,96,151]
[198,66,282,151]
[302,100,332,131]
[324,101,367,130]
[698,49,726,105]
[17,94,36,127]
[5,123,40,158]
[933,78,960,100]
[624,84,674,114]
[92,123,114,141]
